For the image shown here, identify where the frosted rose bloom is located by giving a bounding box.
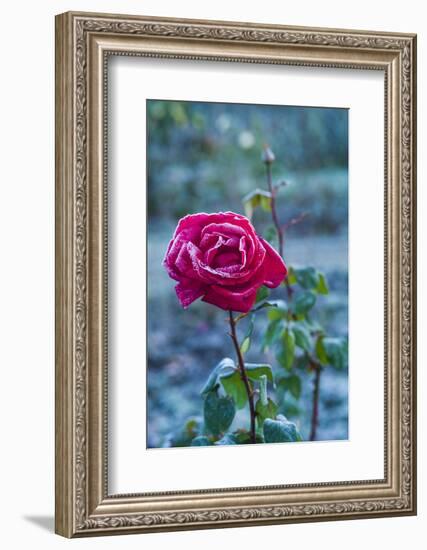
[163,212,287,313]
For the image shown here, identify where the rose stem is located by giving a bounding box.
[264,157,293,300]
[265,160,284,258]
[264,149,321,440]
[309,360,322,441]
[228,310,257,444]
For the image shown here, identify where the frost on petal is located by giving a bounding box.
[172,213,210,242]
[175,278,205,309]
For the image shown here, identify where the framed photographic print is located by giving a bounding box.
[55,11,417,537]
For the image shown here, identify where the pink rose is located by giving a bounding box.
[163,212,287,313]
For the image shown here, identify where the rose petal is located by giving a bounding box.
[201,222,246,240]
[196,237,265,286]
[260,238,288,287]
[239,236,247,268]
[212,251,241,269]
[172,213,210,243]
[197,256,265,286]
[174,212,253,245]
[204,236,225,264]
[163,228,198,278]
[175,278,205,308]
[175,241,213,283]
[202,283,258,313]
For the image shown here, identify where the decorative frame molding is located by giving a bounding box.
[55,11,417,537]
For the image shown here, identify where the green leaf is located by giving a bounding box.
[256,286,269,303]
[294,353,310,370]
[292,267,328,295]
[278,374,302,400]
[242,189,272,219]
[322,337,348,370]
[258,374,268,405]
[315,336,329,365]
[263,416,302,443]
[293,267,319,289]
[233,430,265,444]
[260,194,273,212]
[304,318,324,333]
[286,267,297,285]
[315,272,329,294]
[215,433,238,445]
[292,323,311,352]
[256,398,278,428]
[220,370,248,409]
[245,364,274,383]
[169,417,203,447]
[240,337,251,354]
[251,300,279,313]
[276,328,295,370]
[267,300,288,320]
[200,357,235,396]
[232,430,250,444]
[185,418,201,438]
[191,436,212,446]
[294,290,316,316]
[203,391,236,436]
[240,316,254,354]
[262,319,283,351]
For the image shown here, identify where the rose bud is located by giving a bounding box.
[261,145,275,164]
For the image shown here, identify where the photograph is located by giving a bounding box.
[147,99,349,448]
[53,10,416,537]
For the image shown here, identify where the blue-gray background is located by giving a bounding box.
[147,100,348,447]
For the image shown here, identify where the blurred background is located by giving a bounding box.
[147,100,348,447]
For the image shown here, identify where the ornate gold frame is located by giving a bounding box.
[55,11,417,537]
